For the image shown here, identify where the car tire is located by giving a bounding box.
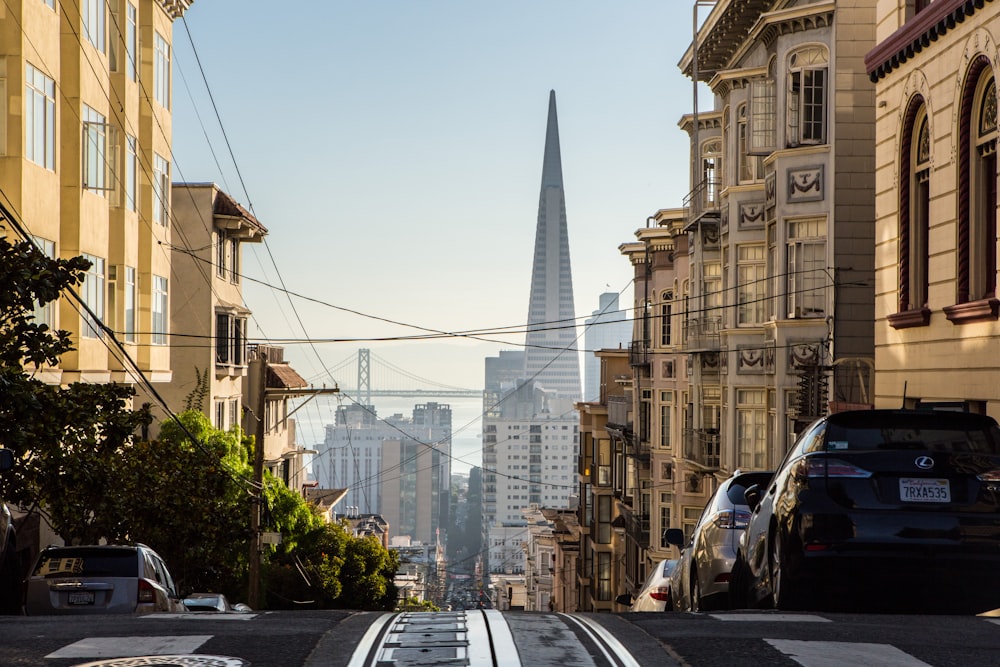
[0,539,20,615]
[729,553,747,610]
[664,590,674,612]
[769,529,799,610]
[690,571,702,612]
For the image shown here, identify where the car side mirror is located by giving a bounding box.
[744,484,762,512]
[663,527,685,548]
[615,593,633,606]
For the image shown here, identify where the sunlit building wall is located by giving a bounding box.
[867,1,1000,414]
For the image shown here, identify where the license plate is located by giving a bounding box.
[68,591,95,605]
[900,477,951,503]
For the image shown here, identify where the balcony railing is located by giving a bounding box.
[683,428,721,470]
[683,316,722,352]
[628,340,650,368]
[682,178,722,218]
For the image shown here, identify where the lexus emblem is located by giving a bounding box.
[915,456,935,470]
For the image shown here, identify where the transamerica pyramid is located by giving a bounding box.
[522,90,581,400]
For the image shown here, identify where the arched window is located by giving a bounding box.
[787,46,828,147]
[950,57,998,322]
[891,97,931,328]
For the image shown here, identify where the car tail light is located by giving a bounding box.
[713,509,752,529]
[138,578,156,604]
[793,457,872,480]
[977,469,1000,482]
[649,587,671,601]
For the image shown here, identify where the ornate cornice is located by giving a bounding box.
[159,0,194,20]
[866,0,994,82]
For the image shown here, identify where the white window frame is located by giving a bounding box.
[151,274,167,345]
[154,31,170,109]
[82,0,105,52]
[81,254,106,338]
[737,244,766,325]
[82,104,116,194]
[787,46,828,147]
[736,388,767,470]
[31,237,56,328]
[749,72,776,154]
[123,265,136,343]
[153,153,169,225]
[125,134,137,211]
[786,218,827,319]
[25,63,55,170]
[126,2,138,82]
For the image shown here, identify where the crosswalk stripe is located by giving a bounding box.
[765,639,933,667]
[46,635,213,659]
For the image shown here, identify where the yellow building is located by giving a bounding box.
[868,1,1000,413]
[1,0,191,388]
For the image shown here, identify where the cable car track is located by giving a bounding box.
[345,609,641,666]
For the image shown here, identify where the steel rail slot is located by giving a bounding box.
[345,612,397,667]
[559,613,642,667]
[476,608,520,666]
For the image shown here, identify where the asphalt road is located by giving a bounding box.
[1,608,998,666]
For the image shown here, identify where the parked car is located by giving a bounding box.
[183,593,250,613]
[615,558,678,611]
[24,543,185,615]
[729,409,1000,613]
[665,470,773,611]
[0,448,19,614]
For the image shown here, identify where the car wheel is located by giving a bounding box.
[769,529,798,610]
[729,553,746,610]
[664,589,674,612]
[690,571,702,612]
[0,539,19,615]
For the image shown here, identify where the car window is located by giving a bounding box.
[825,413,1000,454]
[725,473,773,504]
[34,548,137,578]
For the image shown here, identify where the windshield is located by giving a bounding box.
[34,548,137,578]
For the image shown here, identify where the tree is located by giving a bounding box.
[0,238,148,544]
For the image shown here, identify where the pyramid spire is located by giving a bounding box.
[522,90,581,400]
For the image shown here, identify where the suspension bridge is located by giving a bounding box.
[311,348,482,401]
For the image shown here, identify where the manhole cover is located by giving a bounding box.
[72,657,248,667]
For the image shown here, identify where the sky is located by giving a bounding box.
[170,1,705,453]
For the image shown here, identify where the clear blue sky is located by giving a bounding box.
[171,1,701,400]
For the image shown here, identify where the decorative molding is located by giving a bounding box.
[737,346,767,374]
[943,298,1000,324]
[788,341,824,368]
[765,171,776,208]
[739,201,766,229]
[887,307,932,329]
[787,165,824,203]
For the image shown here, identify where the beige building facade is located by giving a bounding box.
[153,183,266,430]
[1,0,190,387]
[868,0,1000,413]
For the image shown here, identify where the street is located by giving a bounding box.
[1,609,999,667]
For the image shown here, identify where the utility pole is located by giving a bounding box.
[246,347,339,610]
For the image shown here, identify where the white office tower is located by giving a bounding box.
[481,375,578,571]
[583,292,631,401]
[314,402,452,544]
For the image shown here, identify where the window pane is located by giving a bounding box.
[81,254,105,338]
[124,266,136,342]
[152,275,167,344]
[154,32,170,108]
[126,3,137,81]
[25,64,55,170]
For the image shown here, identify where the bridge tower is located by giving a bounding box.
[358,348,372,406]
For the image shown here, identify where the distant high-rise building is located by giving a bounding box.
[583,293,631,401]
[315,402,452,545]
[523,91,581,400]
